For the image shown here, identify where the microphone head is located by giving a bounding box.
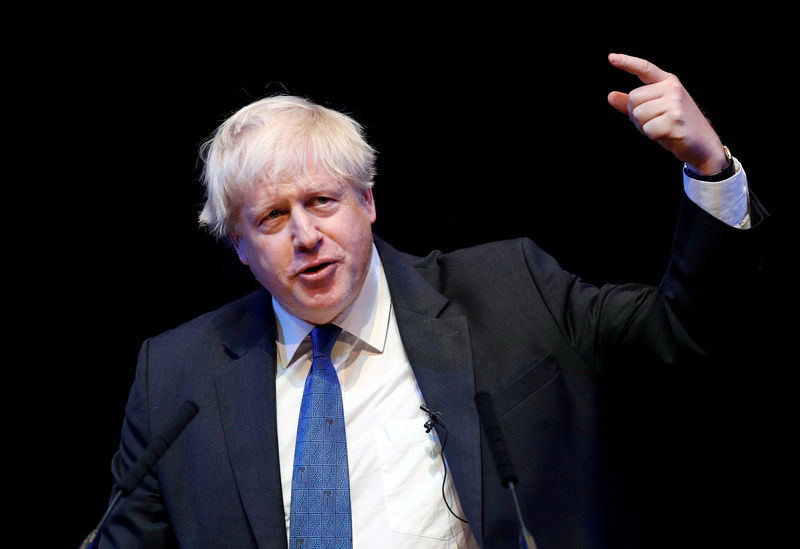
[474,392,518,487]
[159,400,199,444]
[116,400,199,495]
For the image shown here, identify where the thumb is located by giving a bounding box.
[607,91,629,115]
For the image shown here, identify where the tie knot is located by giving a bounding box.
[311,324,342,359]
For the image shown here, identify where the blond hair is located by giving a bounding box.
[198,95,376,238]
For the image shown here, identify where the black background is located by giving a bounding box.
[8,4,795,547]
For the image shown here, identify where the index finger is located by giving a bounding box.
[608,53,670,84]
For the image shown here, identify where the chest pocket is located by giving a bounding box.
[492,354,562,417]
[374,418,460,541]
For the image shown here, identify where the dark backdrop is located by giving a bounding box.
[8,4,794,548]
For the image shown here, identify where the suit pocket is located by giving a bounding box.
[492,354,561,418]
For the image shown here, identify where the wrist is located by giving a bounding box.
[685,146,735,182]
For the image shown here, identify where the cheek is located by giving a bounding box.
[240,239,284,282]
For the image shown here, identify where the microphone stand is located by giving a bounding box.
[79,491,122,549]
[508,481,537,549]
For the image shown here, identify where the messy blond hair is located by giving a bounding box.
[198,95,376,238]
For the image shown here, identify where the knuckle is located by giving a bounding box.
[665,73,682,88]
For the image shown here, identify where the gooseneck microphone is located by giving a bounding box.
[116,400,199,495]
[79,400,199,549]
[474,392,538,549]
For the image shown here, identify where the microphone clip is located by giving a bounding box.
[420,405,442,433]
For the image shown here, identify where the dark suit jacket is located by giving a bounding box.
[99,196,767,548]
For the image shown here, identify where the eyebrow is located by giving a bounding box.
[245,178,346,218]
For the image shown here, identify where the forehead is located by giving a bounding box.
[242,171,347,207]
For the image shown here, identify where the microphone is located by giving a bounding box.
[79,399,199,549]
[116,399,199,495]
[474,392,537,549]
[419,404,441,433]
[419,405,468,524]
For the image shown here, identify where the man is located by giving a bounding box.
[97,54,766,548]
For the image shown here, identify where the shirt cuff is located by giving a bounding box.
[683,157,751,229]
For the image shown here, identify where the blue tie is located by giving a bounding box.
[289,324,352,549]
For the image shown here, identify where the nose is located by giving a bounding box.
[290,208,322,251]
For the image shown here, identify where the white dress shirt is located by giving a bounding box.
[272,162,749,548]
[274,245,480,548]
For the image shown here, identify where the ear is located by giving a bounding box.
[362,188,377,223]
[230,233,249,265]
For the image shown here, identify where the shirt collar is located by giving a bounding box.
[273,242,391,369]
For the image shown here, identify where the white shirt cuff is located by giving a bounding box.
[683,157,751,229]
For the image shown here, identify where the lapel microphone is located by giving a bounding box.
[420,404,468,524]
[420,404,441,433]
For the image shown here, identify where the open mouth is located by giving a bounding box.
[302,262,331,274]
[296,261,337,279]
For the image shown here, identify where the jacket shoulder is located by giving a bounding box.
[146,288,272,359]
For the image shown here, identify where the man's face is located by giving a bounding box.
[231,169,376,325]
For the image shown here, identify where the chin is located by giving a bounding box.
[294,295,352,325]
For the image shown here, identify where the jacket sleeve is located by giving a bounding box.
[524,193,770,373]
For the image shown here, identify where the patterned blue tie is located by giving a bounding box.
[289,324,352,549]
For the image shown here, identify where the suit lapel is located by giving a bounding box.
[212,291,288,549]
[376,238,485,546]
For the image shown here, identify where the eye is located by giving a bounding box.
[311,196,332,207]
[308,196,339,213]
[258,208,286,229]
